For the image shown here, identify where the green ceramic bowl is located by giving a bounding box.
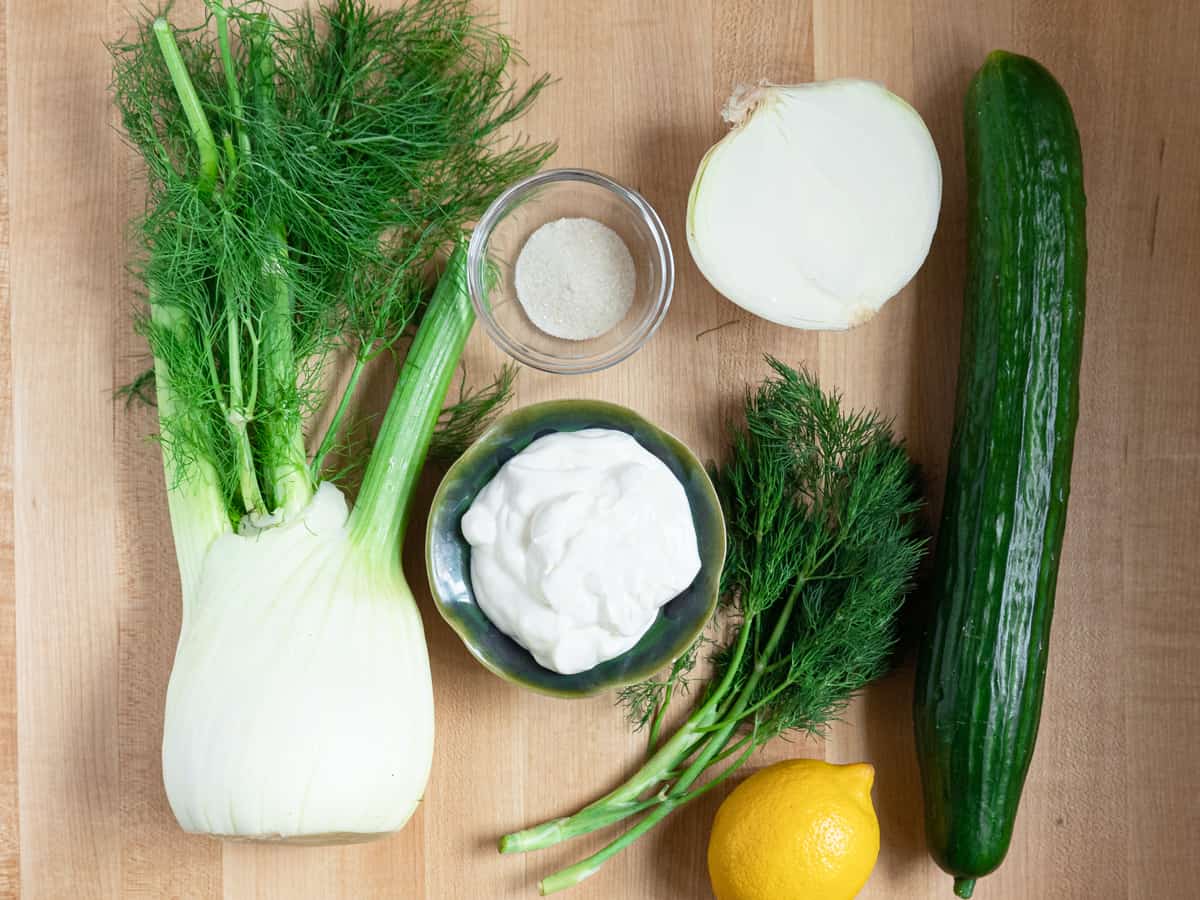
[425,400,725,698]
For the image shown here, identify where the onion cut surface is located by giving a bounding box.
[687,80,942,330]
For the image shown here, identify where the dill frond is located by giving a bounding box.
[116,367,158,409]
[428,363,517,462]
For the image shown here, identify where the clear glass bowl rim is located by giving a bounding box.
[465,168,675,375]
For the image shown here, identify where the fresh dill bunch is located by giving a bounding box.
[501,359,927,894]
[620,359,925,746]
[110,0,553,523]
[710,358,926,740]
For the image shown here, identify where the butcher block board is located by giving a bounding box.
[4,0,1200,897]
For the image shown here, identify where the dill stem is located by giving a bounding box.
[311,354,366,478]
[701,583,802,746]
[666,597,794,799]
[736,677,793,721]
[497,714,705,855]
[537,712,754,892]
[538,590,801,893]
[644,680,674,758]
[152,18,218,197]
[659,726,759,785]
[501,614,758,855]
[674,728,758,805]
[702,728,756,771]
[538,800,679,895]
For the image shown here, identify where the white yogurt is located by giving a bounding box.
[461,428,702,674]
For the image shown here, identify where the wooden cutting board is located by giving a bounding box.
[4,0,1199,897]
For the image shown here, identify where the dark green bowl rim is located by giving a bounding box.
[425,399,726,698]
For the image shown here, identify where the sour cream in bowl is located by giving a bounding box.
[461,428,702,675]
[425,401,725,698]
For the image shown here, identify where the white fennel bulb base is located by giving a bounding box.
[162,482,434,842]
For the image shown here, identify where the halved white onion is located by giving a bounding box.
[687,79,942,330]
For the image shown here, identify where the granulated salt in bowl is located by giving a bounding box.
[514,217,636,341]
[466,168,674,375]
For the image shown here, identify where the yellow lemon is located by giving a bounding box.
[707,759,880,900]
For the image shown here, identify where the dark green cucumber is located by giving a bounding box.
[912,51,1086,899]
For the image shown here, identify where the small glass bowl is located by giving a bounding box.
[466,169,674,374]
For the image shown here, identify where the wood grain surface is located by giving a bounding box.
[5,0,1200,897]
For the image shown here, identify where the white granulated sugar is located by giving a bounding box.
[514,217,636,340]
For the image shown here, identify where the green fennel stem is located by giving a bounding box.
[260,223,312,516]
[149,299,231,597]
[348,240,474,558]
[155,11,269,517]
[311,354,366,478]
[222,284,266,516]
[152,19,217,197]
[239,17,311,515]
[212,2,250,161]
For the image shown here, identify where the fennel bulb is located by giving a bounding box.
[686,80,942,330]
[112,0,551,843]
[163,483,434,839]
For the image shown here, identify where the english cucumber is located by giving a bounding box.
[912,50,1086,899]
